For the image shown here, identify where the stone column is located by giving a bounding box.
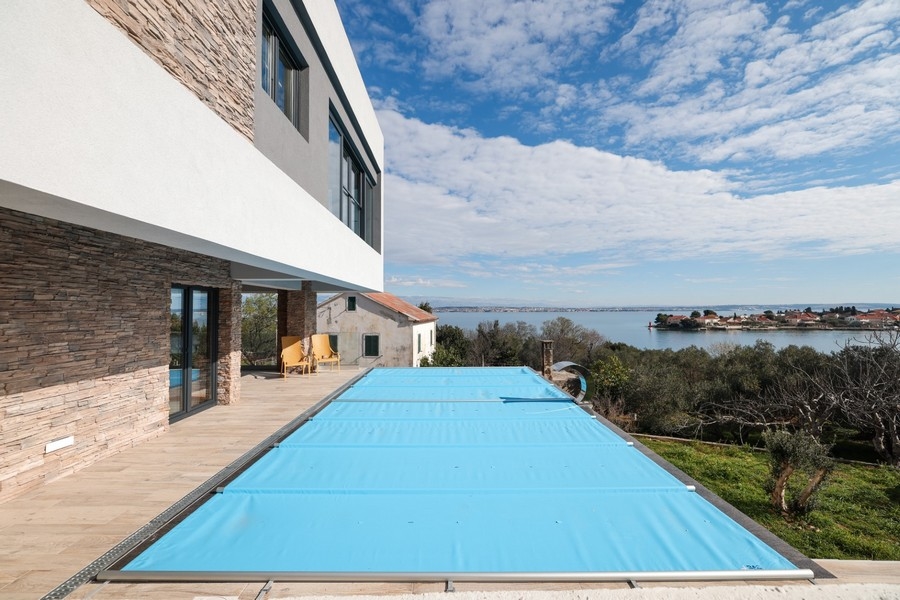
[217,282,242,405]
[278,282,317,350]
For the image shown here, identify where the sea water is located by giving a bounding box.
[436,310,874,353]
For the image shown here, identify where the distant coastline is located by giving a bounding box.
[433,303,896,314]
[433,305,900,333]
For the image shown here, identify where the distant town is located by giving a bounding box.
[432,305,900,331]
[651,306,900,331]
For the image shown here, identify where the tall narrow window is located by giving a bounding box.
[262,16,301,130]
[347,296,356,311]
[328,116,375,246]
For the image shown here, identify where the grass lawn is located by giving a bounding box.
[640,437,900,561]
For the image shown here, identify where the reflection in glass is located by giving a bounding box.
[170,287,216,417]
[169,288,184,415]
[328,120,342,219]
[261,23,272,96]
[190,290,211,409]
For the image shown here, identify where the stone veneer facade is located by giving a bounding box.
[85,0,256,141]
[0,207,241,503]
[277,283,318,357]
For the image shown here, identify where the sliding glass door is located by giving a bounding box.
[169,286,217,420]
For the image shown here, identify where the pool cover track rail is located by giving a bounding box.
[96,568,815,584]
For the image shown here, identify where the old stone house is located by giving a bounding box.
[317,293,437,367]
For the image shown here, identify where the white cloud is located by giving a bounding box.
[386,275,468,288]
[596,0,900,164]
[380,109,900,269]
[415,0,620,92]
[341,0,900,171]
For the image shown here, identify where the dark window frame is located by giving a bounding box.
[169,285,218,423]
[347,296,356,311]
[328,115,375,246]
[363,334,380,357]
[262,13,304,130]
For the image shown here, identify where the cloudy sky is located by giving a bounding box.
[334,0,900,307]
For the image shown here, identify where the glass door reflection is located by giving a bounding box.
[190,290,212,409]
[169,288,185,415]
[169,286,216,419]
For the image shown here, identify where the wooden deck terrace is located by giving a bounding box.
[1,368,898,600]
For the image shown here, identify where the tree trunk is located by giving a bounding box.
[887,415,900,467]
[770,463,794,513]
[794,466,829,513]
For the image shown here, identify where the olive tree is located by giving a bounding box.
[832,331,900,466]
[762,429,833,515]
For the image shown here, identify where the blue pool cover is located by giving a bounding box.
[117,367,811,580]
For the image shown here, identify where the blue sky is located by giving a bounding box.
[334,0,900,307]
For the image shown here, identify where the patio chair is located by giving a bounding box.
[280,336,312,377]
[311,333,340,371]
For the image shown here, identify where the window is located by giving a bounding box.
[347,296,356,311]
[262,16,302,129]
[363,334,379,357]
[417,333,422,353]
[329,117,375,246]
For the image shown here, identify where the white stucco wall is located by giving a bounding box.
[317,295,435,367]
[411,321,437,367]
[0,0,382,293]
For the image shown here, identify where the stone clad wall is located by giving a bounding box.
[85,0,256,141]
[217,282,243,406]
[0,208,238,503]
[277,283,317,356]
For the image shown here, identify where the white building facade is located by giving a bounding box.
[0,0,383,502]
[318,293,437,367]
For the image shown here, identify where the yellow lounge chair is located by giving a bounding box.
[280,336,312,377]
[311,333,340,371]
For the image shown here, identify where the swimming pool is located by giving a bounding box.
[101,367,815,582]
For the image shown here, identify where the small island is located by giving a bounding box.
[651,306,900,331]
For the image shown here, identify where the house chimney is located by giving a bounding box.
[541,340,553,380]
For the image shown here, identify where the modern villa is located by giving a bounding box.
[0,0,384,504]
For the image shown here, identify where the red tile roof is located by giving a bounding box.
[362,292,438,323]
